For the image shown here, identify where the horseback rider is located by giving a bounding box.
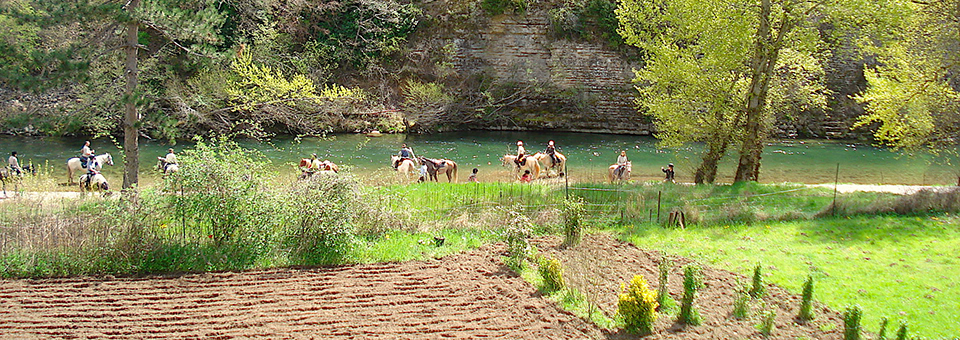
[84,157,101,186]
[395,143,416,169]
[615,150,629,178]
[80,140,94,169]
[8,151,22,176]
[545,140,559,165]
[158,148,177,172]
[515,141,526,169]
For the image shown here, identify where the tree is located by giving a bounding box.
[855,0,960,171]
[618,0,828,183]
[1,0,227,191]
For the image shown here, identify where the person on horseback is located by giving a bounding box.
[84,157,101,186]
[545,140,559,165]
[80,140,94,169]
[8,151,22,176]
[396,143,416,169]
[158,148,178,172]
[515,141,526,169]
[615,150,629,178]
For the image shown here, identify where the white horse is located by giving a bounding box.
[501,154,541,180]
[67,153,114,184]
[532,152,566,177]
[79,173,109,192]
[157,158,179,174]
[608,162,632,183]
[391,155,420,182]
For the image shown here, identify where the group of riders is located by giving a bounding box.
[386,139,674,183]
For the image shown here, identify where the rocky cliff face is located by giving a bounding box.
[406,5,653,134]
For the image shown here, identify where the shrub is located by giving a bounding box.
[749,264,766,298]
[283,175,361,265]
[678,265,703,325]
[561,197,585,247]
[481,0,527,16]
[504,207,532,271]
[895,322,908,340]
[655,256,676,312]
[843,306,863,340]
[732,283,751,319]
[757,309,776,336]
[877,317,889,340]
[618,275,658,335]
[798,275,815,321]
[538,255,565,293]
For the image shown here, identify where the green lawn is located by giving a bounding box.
[618,215,960,339]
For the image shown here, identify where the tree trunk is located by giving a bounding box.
[695,140,729,184]
[122,0,141,192]
[734,0,782,183]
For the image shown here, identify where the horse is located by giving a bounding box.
[390,155,419,181]
[157,158,179,174]
[608,162,632,183]
[420,157,458,183]
[66,153,114,184]
[532,152,566,177]
[298,159,339,179]
[501,154,541,180]
[79,173,109,192]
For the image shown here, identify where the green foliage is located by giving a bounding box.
[855,0,960,154]
[749,264,766,298]
[843,306,863,340]
[504,207,532,271]
[617,275,658,335]
[283,175,360,265]
[549,0,624,48]
[895,322,908,340]
[481,0,527,16]
[878,317,889,340]
[757,309,776,337]
[732,284,751,319]
[799,275,815,321]
[561,197,585,247]
[538,255,565,293]
[655,256,676,312]
[678,265,702,325]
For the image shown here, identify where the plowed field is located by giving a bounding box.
[0,245,605,339]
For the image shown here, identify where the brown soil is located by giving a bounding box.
[535,233,845,339]
[0,244,605,339]
[0,235,846,339]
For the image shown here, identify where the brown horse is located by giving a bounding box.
[390,155,419,182]
[298,159,339,179]
[420,157,458,183]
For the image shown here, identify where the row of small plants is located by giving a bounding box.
[504,203,929,339]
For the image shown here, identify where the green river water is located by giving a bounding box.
[1,131,956,187]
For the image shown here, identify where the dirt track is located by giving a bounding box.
[0,245,605,339]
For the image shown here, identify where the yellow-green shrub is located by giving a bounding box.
[538,255,565,293]
[618,275,658,335]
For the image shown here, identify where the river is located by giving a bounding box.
[1,131,956,187]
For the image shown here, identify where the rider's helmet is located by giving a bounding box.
[517,141,523,146]
[668,163,674,167]
[168,148,174,153]
[549,140,554,146]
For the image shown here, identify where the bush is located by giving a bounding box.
[618,275,658,335]
[481,0,527,15]
[749,264,766,298]
[283,175,361,265]
[561,198,585,247]
[538,255,565,293]
[895,322,908,340]
[732,283,751,319]
[656,256,676,312]
[799,275,815,321]
[504,207,532,271]
[878,317,889,340]
[843,306,863,340]
[757,309,776,336]
[678,265,703,325]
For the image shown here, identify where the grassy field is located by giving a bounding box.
[618,215,960,339]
